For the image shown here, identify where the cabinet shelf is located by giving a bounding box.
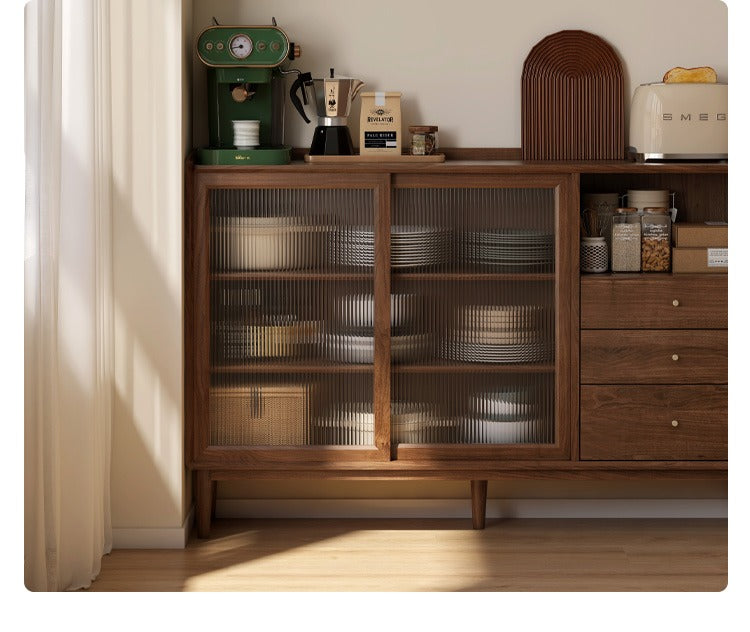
[581,272,727,281]
[393,272,555,281]
[211,272,373,282]
[212,271,556,282]
[211,363,373,374]
[392,363,555,373]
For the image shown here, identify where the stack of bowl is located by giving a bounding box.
[326,293,427,364]
[625,189,671,215]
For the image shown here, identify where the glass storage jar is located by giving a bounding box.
[611,207,641,272]
[641,207,671,272]
[409,125,438,155]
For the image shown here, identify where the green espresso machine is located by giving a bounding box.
[196,22,303,165]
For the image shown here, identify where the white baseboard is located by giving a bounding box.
[216,498,727,520]
[111,506,194,549]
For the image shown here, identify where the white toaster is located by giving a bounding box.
[628,83,727,161]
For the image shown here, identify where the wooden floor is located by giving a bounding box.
[88,518,727,592]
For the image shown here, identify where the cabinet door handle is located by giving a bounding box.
[672,299,680,307]
[671,419,679,428]
[672,354,679,361]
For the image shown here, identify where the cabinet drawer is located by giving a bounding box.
[581,275,727,328]
[580,385,727,460]
[581,330,727,384]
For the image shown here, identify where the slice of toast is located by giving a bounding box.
[662,66,718,83]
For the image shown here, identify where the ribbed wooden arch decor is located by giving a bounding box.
[521,30,625,160]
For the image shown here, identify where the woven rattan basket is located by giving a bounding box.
[209,384,311,446]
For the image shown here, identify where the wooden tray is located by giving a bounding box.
[304,153,446,163]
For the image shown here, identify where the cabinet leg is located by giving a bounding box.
[196,470,213,538]
[211,480,218,520]
[470,480,488,530]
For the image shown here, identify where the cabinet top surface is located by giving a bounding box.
[191,159,728,176]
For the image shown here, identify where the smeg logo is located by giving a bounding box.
[663,113,727,121]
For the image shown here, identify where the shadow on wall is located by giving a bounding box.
[110,182,184,529]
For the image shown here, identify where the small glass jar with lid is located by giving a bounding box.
[611,207,641,272]
[641,207,671,272]
[409,125,438,155]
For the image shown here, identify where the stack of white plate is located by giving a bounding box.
[469,389,537,421]
[330,225,451,269]
[391,402,454,444]
[314,402,455,445]
[442,305,551,363]
[462,229,554,269]
[391,225,451,268]
[313,404,374,446]
[325,333,428,364]
[458,416,541,443]
[459,388,541,444]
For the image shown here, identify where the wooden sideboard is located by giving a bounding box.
[185,158,727,537]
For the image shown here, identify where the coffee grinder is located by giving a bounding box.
[196,20,305,165]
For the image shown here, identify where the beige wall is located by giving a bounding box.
[110,0,190,531]
[192,0,728,149]
[187,0,728,506]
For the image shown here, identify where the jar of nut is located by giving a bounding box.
[641,208,671,272]
[409,125,438,155]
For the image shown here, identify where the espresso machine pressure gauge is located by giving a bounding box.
[229,34,253,59]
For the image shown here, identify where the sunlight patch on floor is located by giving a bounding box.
[183,528,485,591]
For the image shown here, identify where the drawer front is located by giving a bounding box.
[581,330,727,384]
[580,385,727,460]
[581,276,727,328]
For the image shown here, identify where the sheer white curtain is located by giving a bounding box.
[24,0,113,591]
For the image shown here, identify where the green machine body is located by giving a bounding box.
[196,24,300,165]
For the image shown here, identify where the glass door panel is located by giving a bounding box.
[391,185,558,449]
[209,187,376,448]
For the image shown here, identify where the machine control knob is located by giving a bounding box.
[289,43,301,60]
[271,41,281,52]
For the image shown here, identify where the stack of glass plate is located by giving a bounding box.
[459,388,541,444]
[442,304,552,363]
[462,229,554,270]
[330,225,451,269]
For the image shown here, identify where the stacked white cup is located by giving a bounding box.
[232,120,260,149]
